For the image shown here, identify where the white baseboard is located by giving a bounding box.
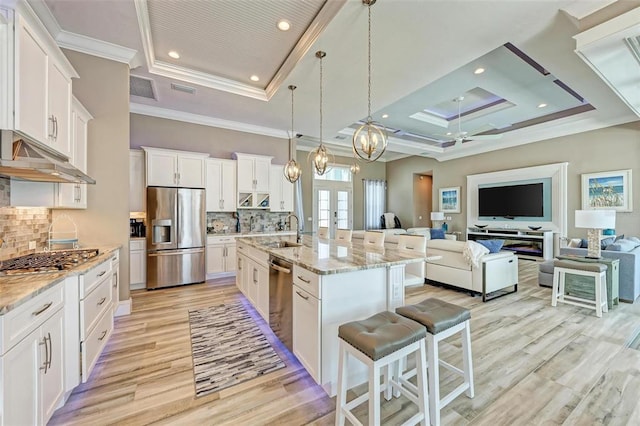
[115,298,132,316]
[130,282,146,290]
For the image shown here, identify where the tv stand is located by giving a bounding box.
[467,227,553,260]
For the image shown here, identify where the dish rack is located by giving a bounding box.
[46,214,79,251]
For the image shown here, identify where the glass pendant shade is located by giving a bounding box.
[283,85,301,183]
[350,161,361,174]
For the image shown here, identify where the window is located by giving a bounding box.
[363,179,386,229]
[314,165,352,182]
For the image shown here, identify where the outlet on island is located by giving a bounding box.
[29,240,36,250]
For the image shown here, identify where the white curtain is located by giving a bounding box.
[363,179,386,230]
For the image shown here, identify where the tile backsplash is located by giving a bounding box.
[0,177,9,208]
[207,211,293,234]
[0,206,52,260]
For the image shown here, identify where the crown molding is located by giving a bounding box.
[130,103,288,139]
[56,31,138,66]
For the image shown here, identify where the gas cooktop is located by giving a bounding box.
[0,249,100,276]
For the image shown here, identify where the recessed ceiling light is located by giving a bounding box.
[538,103,548,108]
[446,132,452,136]
[250,75,260,82]
[474,67,485,74]
[381,114,389,119]
[277,19,291,31]
[168,51,180,59]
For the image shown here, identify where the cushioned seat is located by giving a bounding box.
[396,298,471,334]
[538,259,555,288]
[338,311,425,361]
[551,260,608,317]
[554,259,607,273]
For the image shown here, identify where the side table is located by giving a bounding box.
[556,255,619,309]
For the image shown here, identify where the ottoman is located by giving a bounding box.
[538,259,555,288]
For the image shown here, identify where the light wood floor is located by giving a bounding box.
[50,261,640,425]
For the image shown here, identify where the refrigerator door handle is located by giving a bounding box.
[148,248,205,257]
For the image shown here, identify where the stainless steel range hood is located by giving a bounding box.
[0,130,96,184]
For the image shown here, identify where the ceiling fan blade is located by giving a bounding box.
[468,134,503,141]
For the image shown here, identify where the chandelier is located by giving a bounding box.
[350,160,360,174]
[352,0,387,163]
[308,51,334,176]
[283,85,302,183]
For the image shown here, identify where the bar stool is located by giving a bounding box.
[551,259,608,317]
[335,311,429,426]
[396,298,474,426]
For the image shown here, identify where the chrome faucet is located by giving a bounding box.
[286,213,301,243]
[249,216,255,233]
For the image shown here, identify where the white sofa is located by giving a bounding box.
[352,228,455,249]
[426,239,519,301]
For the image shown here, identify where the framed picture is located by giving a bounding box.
[439,186,461,213]
[581,169,633,212]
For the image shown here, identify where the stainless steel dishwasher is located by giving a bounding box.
[268,255,293,351]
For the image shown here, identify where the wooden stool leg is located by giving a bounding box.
[558,270,566,303]
[602,273,609,313]
[335,340,347,426]
[595,272,603,318]
[416,339,430,426]
[461,320,474,398]
[369,364,380,426]
[427,333,440,426]
[551,268,560,306]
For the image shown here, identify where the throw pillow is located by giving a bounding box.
[476,239,505,253]
[430,228,445,240]
[615,234,625,241]
[606,239,638,252]
[628,236,640,243]
[568,238,582,248]
[600,237,615,249]
[579,239,589,248]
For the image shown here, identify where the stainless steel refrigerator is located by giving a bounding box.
[146,187,206,289]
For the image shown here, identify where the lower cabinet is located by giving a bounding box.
[0,283,65,426]
[235,243,269,321]
[129,239,146,290]
[206,236,237,278]
[292,284,320,383]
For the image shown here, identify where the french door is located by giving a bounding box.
[314,182,352,238]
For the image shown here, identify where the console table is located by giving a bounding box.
[467,228,554,260]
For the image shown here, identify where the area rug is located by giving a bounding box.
[188,302,286,397]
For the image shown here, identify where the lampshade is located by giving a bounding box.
[431,211,445,221]
[575,210,616,229]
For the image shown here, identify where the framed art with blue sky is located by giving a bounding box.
[439,186,461,213]
[581,169,632,212]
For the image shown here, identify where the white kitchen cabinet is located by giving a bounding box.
[0,282,65,426]
[129,239,146,290]
[236,242,248,295]
[111,250,120,315]
[129,150,146,212]
[269,164,294,212]
[143,147,208,188]
[234,153,271,209]
[205,158,237,212]
[206,235,236,278]
[293,284,321,383]
[7,4,78,156]
[255,262,269,321]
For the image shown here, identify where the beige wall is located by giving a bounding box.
[413,174,432,228]
[52,50,130,301]
[387,122,640,239]
[130,114,289,164]
[296,150,386,231]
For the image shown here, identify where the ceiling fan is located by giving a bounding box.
[448,96,503,146]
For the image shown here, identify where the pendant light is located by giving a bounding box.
[352,0,387,163]
[350,160,360,174]
[283,85,302,183]
[308,51,334,176]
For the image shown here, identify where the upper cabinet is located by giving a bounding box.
[2,3,78,157]
[205,158,236,212]
[233,153,272,209]
[143,147,208,188]
[269,165,294,212]
[129,150,146,212]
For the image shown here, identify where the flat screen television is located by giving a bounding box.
[478,183,544,218]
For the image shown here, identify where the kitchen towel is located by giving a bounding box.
[188,302,285,397]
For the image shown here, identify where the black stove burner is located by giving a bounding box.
[0,249,100,275]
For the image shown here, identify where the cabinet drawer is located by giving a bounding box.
[129,240,145,251]
[207,235,235,244]
[80,274,112,340]
[293,265,320,299]
[81,307,113,383]
[80,259,112,298]
[0,282,64,355]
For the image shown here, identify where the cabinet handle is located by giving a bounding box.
[98,330,108,341]
[32,302,53,316]
[97,270,107,277]
[39,336,49,373]
[53,116,58,140]
[253,268,257,284]
[46,332,52,369]
[113,272,118,288]
[295,290,309,300]
[297,275,310,284]
[48,115,55,138]
[97,297,106,306]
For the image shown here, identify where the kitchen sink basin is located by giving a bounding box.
[265,241,301,248]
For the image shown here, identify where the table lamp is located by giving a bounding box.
[431,211,446,231]
[575,209,616,258]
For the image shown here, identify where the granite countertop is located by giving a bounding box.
[237,235,425,275]
[207,230,296,237]
[0,246,121,315]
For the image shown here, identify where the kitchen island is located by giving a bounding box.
[236,235,427,396]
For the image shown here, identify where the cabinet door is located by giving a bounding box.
[146,151,177,187]
[293,285,321,382]
[15,16,48,144]
[281,176,294,212]
[129,249,146,286]
[256,263,269,321]
[236,254,246,294]
[247,262,259,306]
[220,160,237,211]
[205,159,222,212]
[57,183,84,209]
[129,150,146,212]
[269,165,283,212]
[254,157,271,192]
[1,329,39,426]
[48,60,72,158]
[225,243,237,273]
[206,244,225,275]
[177,155,205,188]
[41,308,65,424]
[236,157,255,192]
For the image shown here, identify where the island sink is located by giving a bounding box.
[265,241,302,248]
